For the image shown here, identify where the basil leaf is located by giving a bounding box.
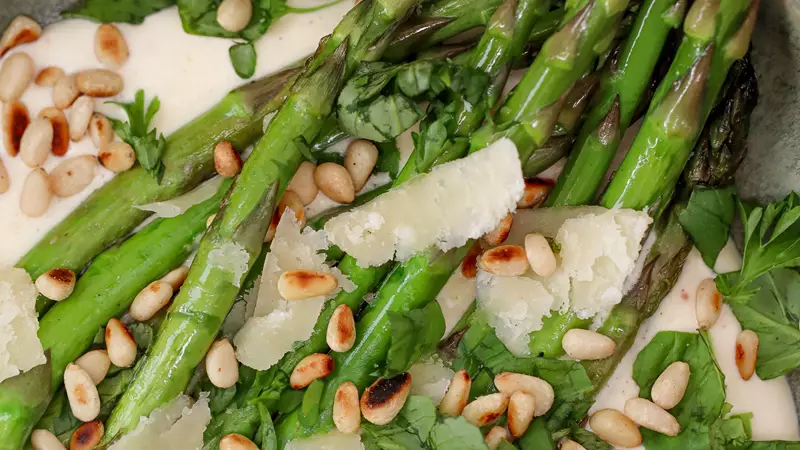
[64,0,175,24]
[429,416,487,450]
[257,403,277,450]
[229,42,258,79]
[518,419,556,450]
[678,186,735,267]
[570,428,612,450]
[376,140,402,179]
[177,0,288,41]
[297,379,324,427]
[385,302,446,376]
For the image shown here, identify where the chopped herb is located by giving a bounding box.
[108,90,167,182]
[229,42,258,79]
[678,186,736,267]
[64,0,176,24]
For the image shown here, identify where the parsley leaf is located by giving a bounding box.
[64,0,176,24]
[108,90,167,182]
[678,186,736,267]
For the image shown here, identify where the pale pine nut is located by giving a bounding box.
[217,0,253,32]
[484,426,509,450]
[589,409,642,448]
[517,178,552,209]
[76,69,124,97]
[315,162,355,204]
[53,75,79,109]
[287,161,318,205]
[105,318,136,367]
[344,139,378,192]
[75,349,111,385]
[35,268,76,301]
[0,52,34,102]
[162,266,190,290]
[206,214,217,228]
[38,107,70,156]
[483,213,514,246]
[651,361,690,410]
[0,16,41,57]
[0,159,8,194]
[524,233,557,277]
[129,280,173,321]
[3,99,29,156]
[278,269,338,301]
[624,397,680,436]
[64,363,101,422]
[360,372,412,425]
[562,329,616,360]
[88,113,114,148]
[35,66,64,87]
[559,439,587,450]
[214,140,242,177]
[70,420,104,450]
[508,391,535,438]
[736,329,759,381]
[220,433,258,450]
[30,429,66,450]
[333,381,361,434]
[479,245,530,277]
[20,168,52,217]
[439,369,471,416]
[462,393,509,427]
[327,304,356,352]
[278,190,306,228]
[290,353,334,389]
[206,338,240,389]
[94,24,129,68]
[69,96,94,142]
[50,155,97,198]
[696,277,722,330]
[19,118,53,167]
[494,372,554,416]
[98,141,135,172]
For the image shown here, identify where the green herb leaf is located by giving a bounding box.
[277,387,305,414]
[517,419,556,450]
[400,396,437,439]
[64,0,175,24]
[297,379,324,428]
[428,416,488,450]
[230,42,258,79]
[376,140,402,179]
[257,403,277,450]
[108,90,167,182]
[570,428,612,450]
[177,0,288,41]
[678,186,736,267]
[385,302,446,376]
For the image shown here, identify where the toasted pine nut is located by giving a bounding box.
[30,429,65,450]
[344,139,378,192]
[484,426,509,450]
[624,397,680,436]
[287,161,318,205]
[19,118,53,167]
[64,363,101,422]
[88,113,114,148]
[53,75,79,109]
[315,162,355,204]
[217,0,253,33]
[479,245,530,277]
[290,353,334,389]
[75,350,111,385]
[220,433,259,450]
[461,241,481,279]
[35,66,64,87]
[517,178,552,209]
[70,420,104,450]
[98,141,135,173]
[206,214,216,228]
[0,52,34,102]
[0,159,8,194]
[3,99,29,156]
[50,155,97,198]
[736,329,758,381]
[508,391,535,438]
[94,24,129,68]
[559,438,587,450]
[483,213,514,246]
[327,304,356,352]
[0,16,41,58]
[360,372,412,425]
[278,190,306,228]
[76,69,124,97]
[462,393,509,427]
[562,329,616,360]
[35,268,76,301]
[589,409,642,448]
[206,338,240,389]
[278,269,338,301]
[439,369,471,416]
[105,318,136,367]
[651,361,690,410]
[333,381,361,434]
[214,140,242,177]
[162,266,190,290]
[524,233,557,277]
[38,107,70,156]
[494,372,554,417]
[696,278,722,330]
[20,168,52,217]
[130,280,173,321]
[69,96,94,142]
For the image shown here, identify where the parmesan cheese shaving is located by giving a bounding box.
[324,139,525,267]
[108,393,211,450]
[285,430,364,450]
[409,358,455,405]
[436,268,477,337]
[0,267,45,383]
[135,177,223,218]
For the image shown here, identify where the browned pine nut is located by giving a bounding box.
[508,391,536,438]
[484,426,509,450]
[0,16,41,58]
[651,361,690,410]
[290,353,334,389]
[479,245,530,277]
[220,433,258,450]
[50,155,97,198]
[344,139,378,192]
[129,280,173,321]
[105,318,136,367]
[360,372,412,425]
[98,141,135,173]
[327,304,356,353]
[52,75,79,109]
[19,117,52,167]
[206,338,240,389]
[214,140,242,177]
[287,161,318,205]
[94,24,129,68]
[20,168,52,217]
[483,213,514,246]
[736,329,759,381]
[439,369,471,416]
[30,429,66,450]
[278,269,338,301]
[315,162,355,204]
[88,113,114,148]
[70,420,104,450]
[559,439,587,450]
[0,159,8,194]
[74,349,111,385]
[562,329,616,360]
[278,190,305,228]
[68,96,94,142]
[64,363,101,422]
[162,266,190,290]
[35,66,64,87]
[462,393,509,427]
[333,381,361,434]
[696,277,722,330]
[460,241,481,279]
[3,99,29,156]
[38,107,70,156]
[0,52,34,102]
[624,397,680,436]
[517,178,552,209]
[35,268,75,301]
[494,372,554,417]
[76,69,123,97]
[217,0,253,33]
[524,232,557,277]
[589,409,642,448]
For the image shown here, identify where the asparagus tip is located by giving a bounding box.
[542,1,594,68]
[724,0,759,61]
[662,0,688,28]
[655,44,714,138]
[683,0,721,40]
[596,95,621,146]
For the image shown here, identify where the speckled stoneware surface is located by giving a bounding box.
[3,0,800,418]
